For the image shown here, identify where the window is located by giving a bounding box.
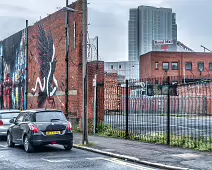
[73,21,76,49]
[111,65,113,69]
[209,63,212,71]
[185,62,192,70]
[0,112,20,119]
[15,113,24,123]
[119,65,122,69]
[172,62,178,70]
[23,112,32,122]
[155,62,158,70]
[162,62,169,70]
[198,62,204,71]
[34,111,66,122]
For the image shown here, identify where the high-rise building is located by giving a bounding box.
[128,6,177,61]
[172,13,177,41]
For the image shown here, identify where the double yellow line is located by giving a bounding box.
[87,157,155,170]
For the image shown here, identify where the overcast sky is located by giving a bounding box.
[0,0,211,61]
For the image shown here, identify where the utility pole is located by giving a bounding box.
[65,0,70,115]
[24,20,29,110]
[82,0,88,145]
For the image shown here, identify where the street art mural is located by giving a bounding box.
[31,24,58,108]
[0,43,3,108]
[1,30,27,109]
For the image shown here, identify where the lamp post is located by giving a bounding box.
[62,2,88,144]
[62,2,82,115]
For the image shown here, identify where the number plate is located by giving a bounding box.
[46,131,61,135]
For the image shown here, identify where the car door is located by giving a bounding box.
[16,112,31,143]
[12,113,24,143]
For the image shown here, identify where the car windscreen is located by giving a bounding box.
[0,112,20,119]
[35,111,67,122]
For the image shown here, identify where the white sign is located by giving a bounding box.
[154,40,174,46]
[121,81,147,92]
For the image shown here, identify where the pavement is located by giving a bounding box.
[0,137,156,170]
[73,133,212,170]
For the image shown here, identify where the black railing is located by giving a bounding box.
[102,76,212,151]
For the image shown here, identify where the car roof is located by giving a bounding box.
[22,109,62,113]
[0,109,20,113]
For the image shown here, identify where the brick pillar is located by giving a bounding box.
[87,61,104,131]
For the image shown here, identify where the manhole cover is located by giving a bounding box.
[172,153,202,159]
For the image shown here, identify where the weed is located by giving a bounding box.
[96,123,212,152]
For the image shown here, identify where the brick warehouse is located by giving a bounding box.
[138,51,212,115]
[140,51,212,80]
[0,0,104,126]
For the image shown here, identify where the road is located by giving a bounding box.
[0,138,157,170]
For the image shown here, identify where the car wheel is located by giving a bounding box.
[63,142,73,151]
[24,136,34,153]
[7,132,15,147]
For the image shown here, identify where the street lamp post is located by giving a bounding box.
[63,2,82,116]
[62,1,88,144]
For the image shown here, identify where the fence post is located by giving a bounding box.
[167,76,171,145]
[125,80,129,139]
[204,96,207,115]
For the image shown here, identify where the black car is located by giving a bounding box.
[7,109,73,153]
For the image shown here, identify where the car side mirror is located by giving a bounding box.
[9,118,15,124]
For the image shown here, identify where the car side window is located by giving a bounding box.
[23,112,31,122]
[15,113,24,123]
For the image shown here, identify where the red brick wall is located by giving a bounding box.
[140,52,152,79]
[177,83,211,115]
[104,73,122,112]
[140,52,212,80]
[27,0,84,119]
[87,61,104,121]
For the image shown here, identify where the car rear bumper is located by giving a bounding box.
[29,132,73,145]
